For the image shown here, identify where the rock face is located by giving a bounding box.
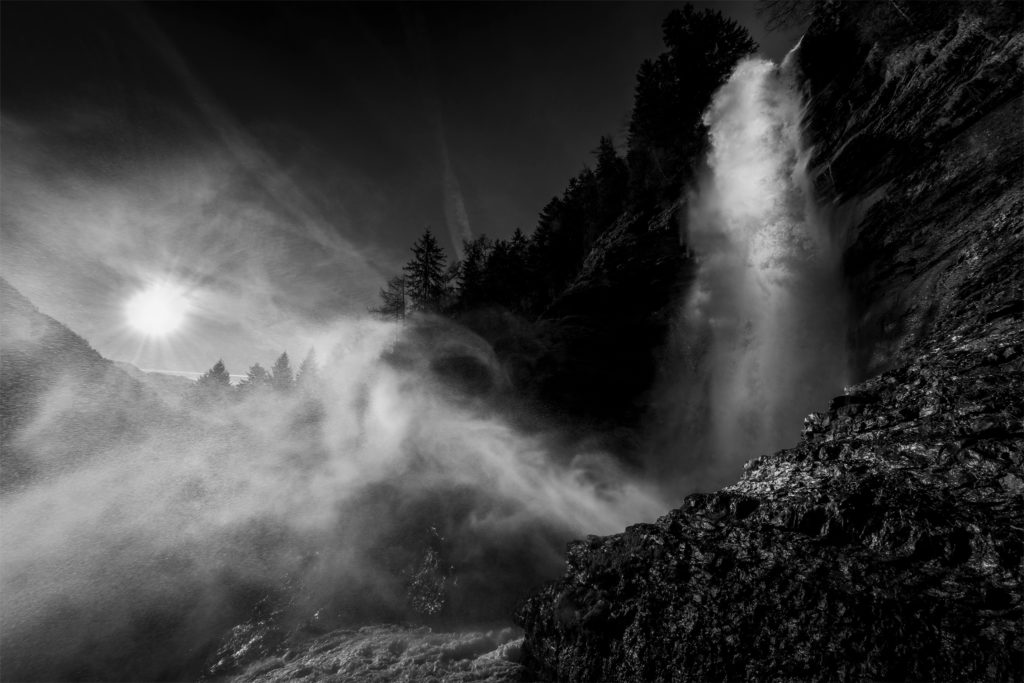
[221,624,524,682]
[517,4,1023,680]
[799,3,1024,380]
[517,324,1022,681]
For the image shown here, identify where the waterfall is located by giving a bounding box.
[654,51,848,489]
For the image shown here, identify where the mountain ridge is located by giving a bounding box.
[0,276,167,489]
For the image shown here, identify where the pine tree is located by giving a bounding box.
[238,362,271,394]
[296,348,318,387]
[627,7,757,203]
[482,238,514,308]
[594,136,629,230]
[403,228,448,314]
[442,261,461,310]
[271,352,294,391]
[506,228,531,312]
[456,235,492,309]
[528,197,563,310]
[509,228,529,258]
[561,168,599,263]
[531,197,562,261]
[197,359,231,387]
[192,359,232,404]
[370,275,407,320]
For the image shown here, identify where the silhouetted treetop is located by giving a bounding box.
[198,359,231,387]
[190,359,233,405]
[457,235,492,311]
[628,6,757,203]
[371,6,754,320]
[403,229,448,315]
[370,275,407,320]
[272,352,294,391]
[238,362,271,393]
[296,348,318,386]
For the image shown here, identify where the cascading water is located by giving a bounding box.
[654,50,848,489]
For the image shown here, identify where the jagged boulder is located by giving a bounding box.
[517,323,1023,681]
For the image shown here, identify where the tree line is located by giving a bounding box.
[189,349,318,403]
[371,6,757,320]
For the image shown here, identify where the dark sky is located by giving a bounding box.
[1,1,804,373]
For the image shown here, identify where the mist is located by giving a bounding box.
[1,310,666,680]
[0,57,672,679]
[650,51,848,490]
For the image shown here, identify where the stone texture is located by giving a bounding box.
[219,624,524,683]
[518,323,1022,681]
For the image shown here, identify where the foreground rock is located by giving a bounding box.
[517,321,1022,680]
[219,624,524,682]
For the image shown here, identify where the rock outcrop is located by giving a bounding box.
[219,624,525,682]
[517,4,1023,680]
[800,2,1024,380]
[517,323,1022,680]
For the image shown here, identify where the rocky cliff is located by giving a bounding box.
[516,4,1023,680]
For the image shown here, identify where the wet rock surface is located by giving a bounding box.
[516,5,1023,681]
[517,322,1023,681]
[800,3,1023,379]
[217,624,524,683]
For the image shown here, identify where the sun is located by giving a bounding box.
[124,282,191,336]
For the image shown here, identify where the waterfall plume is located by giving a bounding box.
[654,52,848,489]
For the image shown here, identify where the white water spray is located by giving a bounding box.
[656,52,847,488]
[0,313,667,680]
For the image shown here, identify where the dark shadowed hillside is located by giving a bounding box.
[0,277,167,489]
[113,360,195,405]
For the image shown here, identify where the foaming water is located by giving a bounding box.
[653,52,847,489]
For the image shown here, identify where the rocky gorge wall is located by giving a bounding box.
[516,4,1023,680]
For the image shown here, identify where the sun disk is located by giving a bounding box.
[125,283,190,336]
